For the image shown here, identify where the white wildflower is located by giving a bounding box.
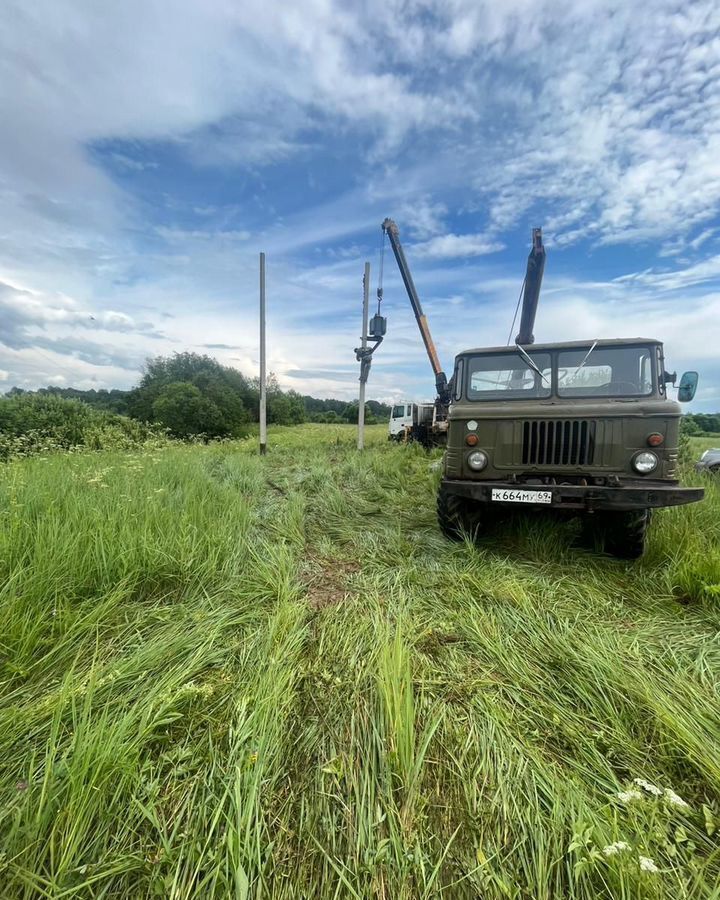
[639,856,659,873]
[617,789,644,802]
[664,788,689,810]
[603,841,631,856]
[633,777,663,796]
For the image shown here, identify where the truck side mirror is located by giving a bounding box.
[678,371,698,402]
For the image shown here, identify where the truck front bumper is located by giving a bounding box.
[441,478,704,511]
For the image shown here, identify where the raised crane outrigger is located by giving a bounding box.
[515,227,546,345]
[381,218,451,429]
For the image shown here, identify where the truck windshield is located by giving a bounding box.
[467,352,552,400]
[391,405,406,417]
[557,345,654,397]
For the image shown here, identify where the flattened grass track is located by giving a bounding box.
[1,425,719,898]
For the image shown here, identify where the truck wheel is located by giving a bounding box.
[602,509,651,560]
[437,487,482,540]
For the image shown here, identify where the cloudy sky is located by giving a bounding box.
[1,0,719,408]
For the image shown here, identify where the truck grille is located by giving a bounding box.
[522,419,597,466]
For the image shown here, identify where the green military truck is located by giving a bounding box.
[378,218,703,557]
[437,229,703,558]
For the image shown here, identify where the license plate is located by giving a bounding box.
[491,488,552,504]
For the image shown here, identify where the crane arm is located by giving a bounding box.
[381,218,448,400]
[514,227,546,345]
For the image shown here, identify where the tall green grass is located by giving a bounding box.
[0,427,718,897]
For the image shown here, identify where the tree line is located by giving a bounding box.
[4,352,391,439]
[681,413,720,435]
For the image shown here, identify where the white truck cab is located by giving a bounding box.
[388,401,435,441]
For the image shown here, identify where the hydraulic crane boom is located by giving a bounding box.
[515,227,546,345]
[381,218,449,403]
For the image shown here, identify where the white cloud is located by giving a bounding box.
[395,198,448,240]
[412,233,505,259]
[155,227,252,244]
[614,255,720,291]
[0,279,161,337]
[421,0,720,246]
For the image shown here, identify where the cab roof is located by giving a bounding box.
[457,337,660,356]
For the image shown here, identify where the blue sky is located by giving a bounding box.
[1,0,719,409]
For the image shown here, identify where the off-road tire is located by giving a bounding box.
[601,509,651,560]
[437,486,483,541]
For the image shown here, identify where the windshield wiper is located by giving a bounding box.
[569,341,598,382]
[514,344,550,385]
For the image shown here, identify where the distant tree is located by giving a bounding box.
[2,353,393,439]
[340,401,379,424]
[343,401,359,424]
[681,416,702,436]
[33,385,130,415]
[682,413,720,435]
[366,399,391,419]
[128,352,249,437]
[302,395,390,423]
[302,395,348,416]
[696,413,720,434]
[268,389,306,425]
[309,410,343,423]
[151,382,225,438]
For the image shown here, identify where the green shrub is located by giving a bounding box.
[0,393,167,460]
[127,352,251,436]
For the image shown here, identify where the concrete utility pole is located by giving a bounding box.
[259,252,267,455]
[354,259,387,450]
[357,262,370,450]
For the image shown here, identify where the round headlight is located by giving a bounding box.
[468,450,488,471]
[632,450,658,474]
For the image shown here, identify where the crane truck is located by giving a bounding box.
[436,228,703,559]
[379,216,702,557]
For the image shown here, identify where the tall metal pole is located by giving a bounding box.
[357,262,370,450]
[259,252,267,455]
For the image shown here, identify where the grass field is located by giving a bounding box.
[1,425,719,898]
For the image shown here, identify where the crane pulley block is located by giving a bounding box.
[369,314,387,338]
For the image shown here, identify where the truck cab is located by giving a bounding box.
[438,337,703,557]
[389,402,415,440]
[389,401,435,442]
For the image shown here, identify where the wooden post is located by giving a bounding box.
[259,252,267,455]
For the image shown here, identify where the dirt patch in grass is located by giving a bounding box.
[304,557,360,610]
